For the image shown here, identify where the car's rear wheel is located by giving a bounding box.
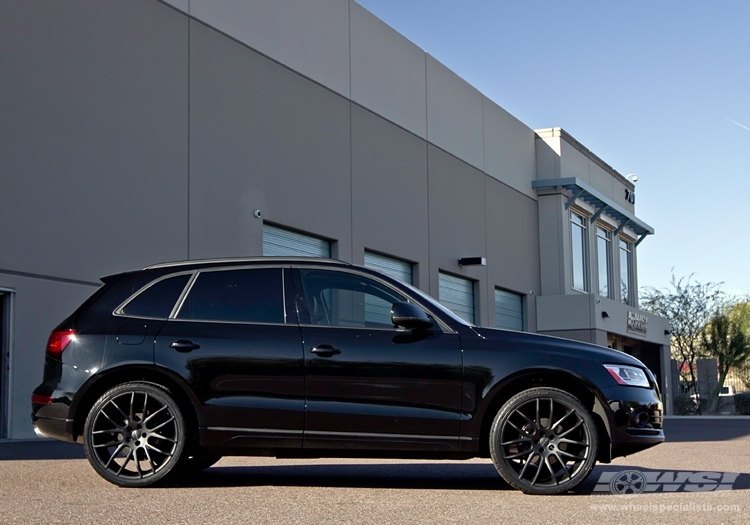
[489,387,598,495]
[83,382,187,487]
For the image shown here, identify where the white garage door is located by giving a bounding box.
[438,272,474,324]
[495,289,523,331]
[262,224,331,258]
[363,252,413,325]
[364,251,413,285]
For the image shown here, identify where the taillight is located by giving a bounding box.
[46,329,77,359]
[31,394,52,405]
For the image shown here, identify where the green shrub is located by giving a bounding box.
[734,392,750,415]
[673,393,697,415]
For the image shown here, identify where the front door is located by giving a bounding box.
[293,268,463,451]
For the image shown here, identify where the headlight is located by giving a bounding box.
[603,364,650,388]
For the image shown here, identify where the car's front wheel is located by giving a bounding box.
[83,382,187,487]
[489,387,598,495]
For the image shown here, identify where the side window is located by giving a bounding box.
[297,270,406,328]
[177,268,284,324]
[122,274,191,318]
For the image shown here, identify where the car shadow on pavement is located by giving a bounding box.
[185,462,514,491]
[182,462,750,493]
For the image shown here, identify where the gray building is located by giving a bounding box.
[0,0,671,440]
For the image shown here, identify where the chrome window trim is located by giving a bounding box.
[169,271,199,319]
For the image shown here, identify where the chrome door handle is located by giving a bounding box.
[310,345,341,357]
[169,340,200,352]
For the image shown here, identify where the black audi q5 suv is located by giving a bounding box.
[32,257,663,494]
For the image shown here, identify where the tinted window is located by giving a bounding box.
[298,270,406,328]
[123,274,191,318]
[177,268,284,323]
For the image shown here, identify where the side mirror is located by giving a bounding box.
[391,302,434,330]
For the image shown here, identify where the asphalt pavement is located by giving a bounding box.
[1,417,748,524]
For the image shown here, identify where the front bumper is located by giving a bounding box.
[600,384,664,458]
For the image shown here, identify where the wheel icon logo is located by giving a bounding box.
[610,470,647,494]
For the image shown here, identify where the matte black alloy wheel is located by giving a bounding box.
[490,387,598,495]
[84,382,187,487]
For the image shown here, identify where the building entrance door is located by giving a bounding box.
[0,292,7,439]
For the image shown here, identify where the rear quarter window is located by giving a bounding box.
[122,274,191,319]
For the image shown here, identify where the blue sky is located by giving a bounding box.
[356,0,750,297]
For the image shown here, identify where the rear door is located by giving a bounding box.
[154,266,305,449]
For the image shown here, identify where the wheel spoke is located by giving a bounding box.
[104,443,125,469]
[501,437,533,446]
[530,457,543,485]
[544,456,558,485]
[135,451,143,479]
[547,398,554,429]
[143,405,168,424]
[143,445,157,473]
[518,451,535,479]
[117,449,133,475]
[552,451,572,480]
[505,420,524,435]
[513,408,535,427]
[551,409,574,430]
[93,441,120,449]
[109,399,129,421]
[142,392,148,420]
[503,447,534,460]
[559,437,589,447]
[557,449,587,461]
[148,416,175,433]
[128,392,136,421]
[557,418,584,438]
[150,432,177,443]
[146,442,174,457]
[100,408,123,429]
[92,428,121,435]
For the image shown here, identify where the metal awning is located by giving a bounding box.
[532,177,655,246]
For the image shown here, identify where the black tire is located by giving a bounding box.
[489,387,598,495]
[83,382,188,487]
[184,450,222,472]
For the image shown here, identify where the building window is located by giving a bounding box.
[596,226,612,298]
[570,212,588,292]
[262,224,331,258]
[438,272,475,324]
[619,238,633,305]
[495,289,523,331]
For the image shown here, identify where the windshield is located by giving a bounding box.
[402,282,472,326]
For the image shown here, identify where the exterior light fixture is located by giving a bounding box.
[458,257,486,266]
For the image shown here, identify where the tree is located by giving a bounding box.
[701,306,750,413]
[640,273,724,413]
